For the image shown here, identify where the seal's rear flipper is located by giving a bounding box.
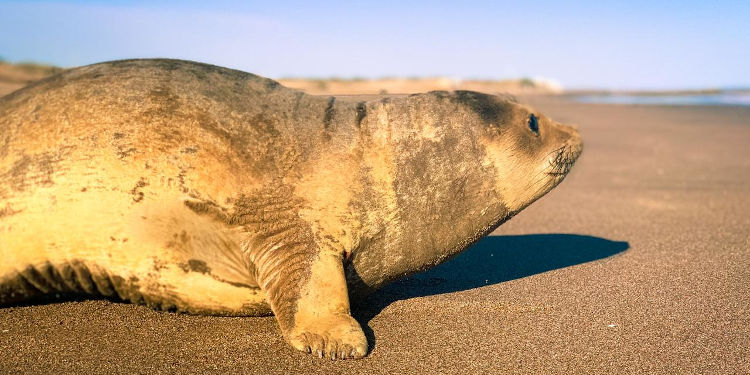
[0,258,270,316]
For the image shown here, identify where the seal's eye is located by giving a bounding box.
[528,114,539,135]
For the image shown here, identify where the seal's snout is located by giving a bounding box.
[561,124,583,160]
[547,123,583,178]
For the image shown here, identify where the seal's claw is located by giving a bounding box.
[329,341,339,360]
[339,344,352,360]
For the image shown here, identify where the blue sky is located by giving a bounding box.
[0,0,748,90]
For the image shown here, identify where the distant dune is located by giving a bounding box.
[0,61,65,97]
[277,76,564,96]
[0,61,562,97]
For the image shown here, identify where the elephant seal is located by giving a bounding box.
[0,59,581,359]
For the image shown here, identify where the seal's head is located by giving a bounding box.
[345,90,583,294]
[453,90,583,212]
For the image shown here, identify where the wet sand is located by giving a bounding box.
[1,97,748,374]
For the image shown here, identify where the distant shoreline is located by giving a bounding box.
[569,91,750,107]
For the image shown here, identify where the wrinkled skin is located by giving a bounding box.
[0,59,581,359]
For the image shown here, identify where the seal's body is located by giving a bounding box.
[0,59,581,359]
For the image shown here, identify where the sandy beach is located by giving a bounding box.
[0,95,748,374]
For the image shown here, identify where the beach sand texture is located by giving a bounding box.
[0,89,748,373]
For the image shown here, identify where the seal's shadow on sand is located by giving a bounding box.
[351,233,629,352]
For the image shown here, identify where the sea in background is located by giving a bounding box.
[573,90,750,106]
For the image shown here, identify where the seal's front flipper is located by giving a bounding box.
[251,241,367,359]
[284,250,367,359]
